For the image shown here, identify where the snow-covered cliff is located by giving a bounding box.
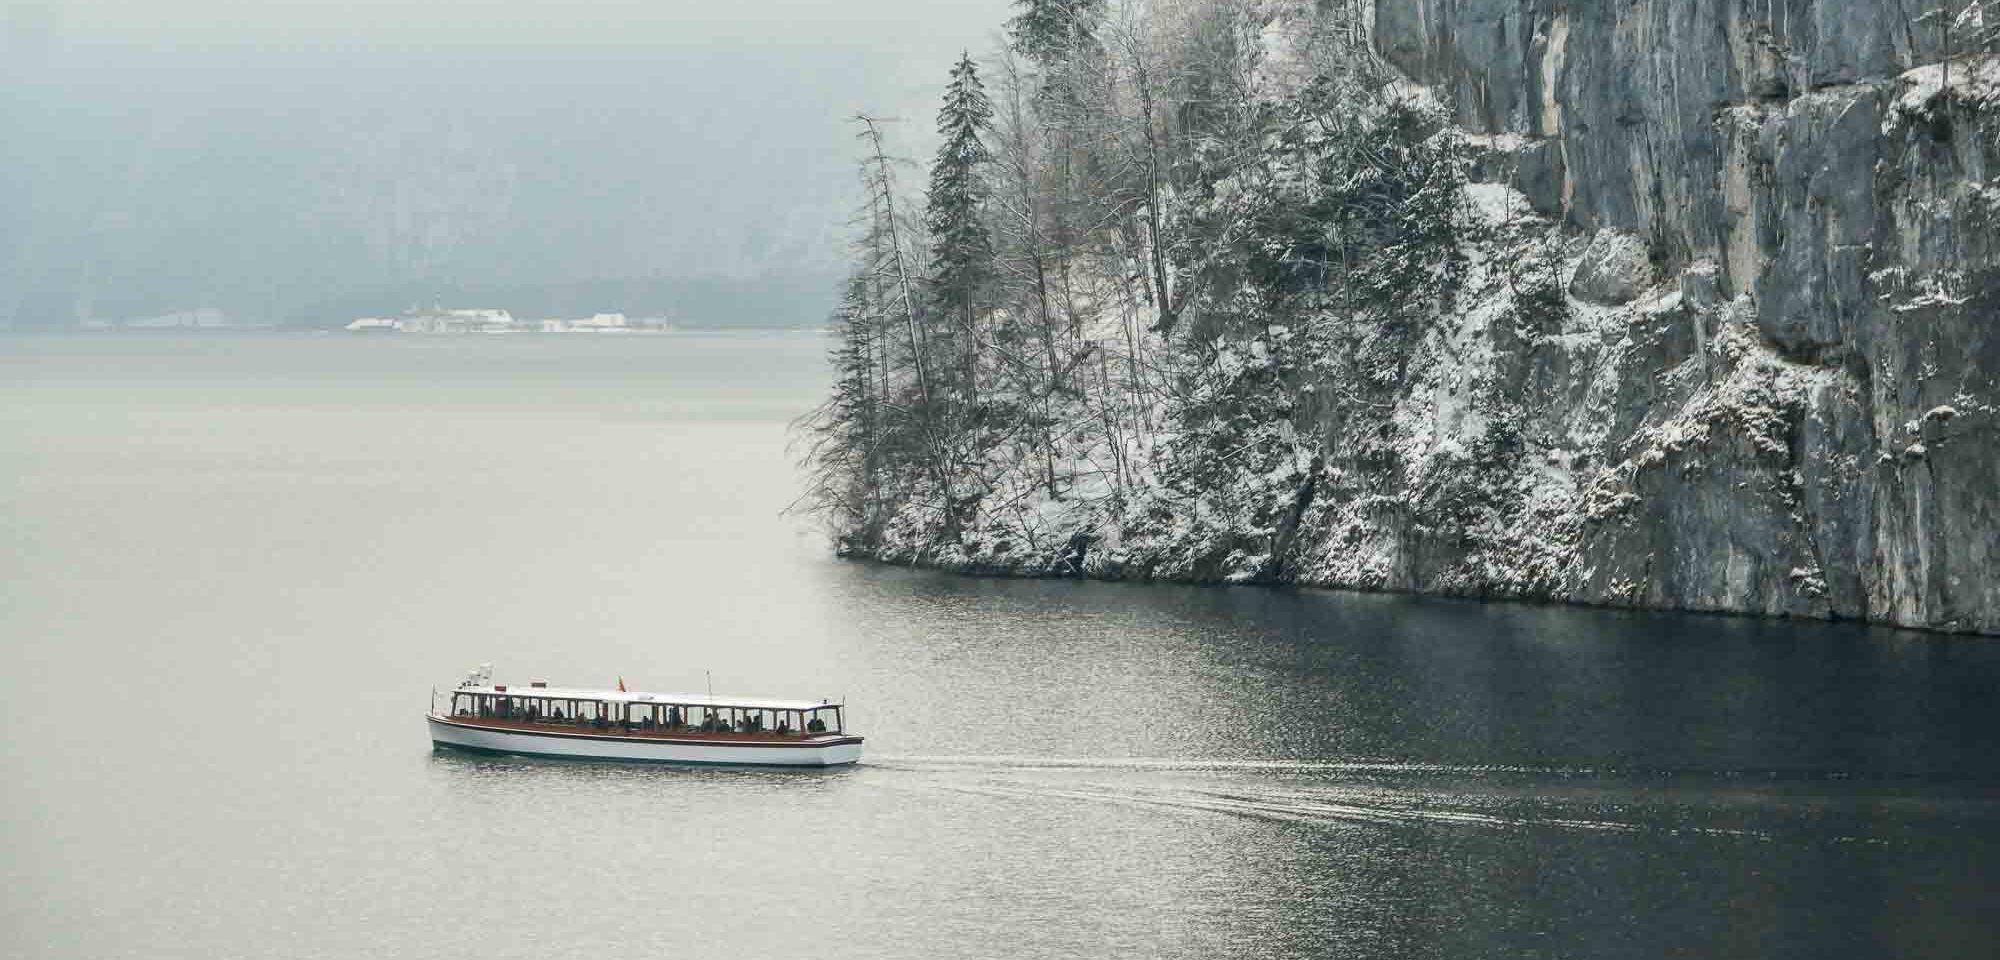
[836,0,2000,635]
[1355,0,2000,631]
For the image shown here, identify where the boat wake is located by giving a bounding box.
[858,756,1867,840]
[871,754,1597,777]
[910,777,1771,839]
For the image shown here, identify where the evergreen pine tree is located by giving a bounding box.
[792,277,880,542]
[1006,0,1105,67]
[925,52,996,407]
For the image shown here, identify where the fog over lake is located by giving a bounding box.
[1,0,1012,326]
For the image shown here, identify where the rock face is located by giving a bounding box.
[855,1,1999,636]
[1363,0,1999,632]
[1570,230,1657,305]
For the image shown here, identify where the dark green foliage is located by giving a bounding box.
[1508,240,1571,338]
[1007,0,1106,67]
[792,278,882,539]
[926,52,996,366]
[1134,78,1473,576]
[803,2,1479,569]
[1170,87,1470,367]
[1414,381,1525,536]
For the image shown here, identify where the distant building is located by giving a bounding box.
[347,307,658,334]
[360,312,516,338]
[392,307,515,334]
[128,307,230,328]
[536,312,633,333]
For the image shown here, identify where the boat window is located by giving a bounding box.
[450,693,843,736]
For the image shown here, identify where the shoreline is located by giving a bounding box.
[836,548,1996,640]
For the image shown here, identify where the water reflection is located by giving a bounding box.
[432,556,2000,959]
[825,565,2000,776]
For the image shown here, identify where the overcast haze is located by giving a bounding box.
[1,0,1014,326]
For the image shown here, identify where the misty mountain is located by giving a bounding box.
[0,2,1011,327]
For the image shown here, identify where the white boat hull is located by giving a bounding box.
[426,715,863,767]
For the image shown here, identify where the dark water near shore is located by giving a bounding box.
[4,332,1998,959]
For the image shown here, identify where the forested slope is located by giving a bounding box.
[797,0,2000,634]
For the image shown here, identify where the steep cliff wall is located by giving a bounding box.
[1363,0,1998,631]
[844,1,1999,635]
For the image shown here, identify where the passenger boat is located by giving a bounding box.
[426,668,862,767]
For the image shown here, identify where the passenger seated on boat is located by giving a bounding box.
[777,719,791,734]
[526,703,540,721]
[550,706,566,721]
[807,717,826,733]
[666,707,683,729]
[592,714,609,730]
[641,715,655,729]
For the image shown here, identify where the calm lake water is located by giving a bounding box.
[4,332,1998,959]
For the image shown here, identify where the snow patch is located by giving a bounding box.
[1894,53,2000,119]
[1464,182,1533,227]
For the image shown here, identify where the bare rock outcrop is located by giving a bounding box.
[1369,0,2000,632]
[1570,231,1657,305]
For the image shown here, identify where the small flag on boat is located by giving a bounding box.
[617,676,626,692]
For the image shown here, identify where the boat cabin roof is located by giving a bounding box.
[455,684,839,713]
